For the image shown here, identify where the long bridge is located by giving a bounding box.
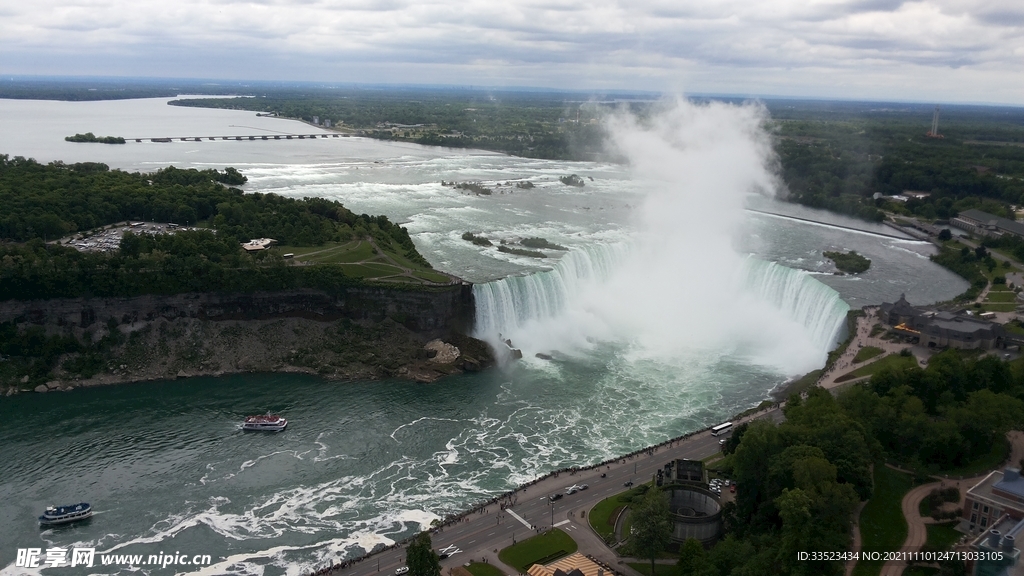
[127,133,351,143]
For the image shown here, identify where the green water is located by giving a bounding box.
[1,348,778,575]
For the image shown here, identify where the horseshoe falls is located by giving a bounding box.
[473,244,849,375]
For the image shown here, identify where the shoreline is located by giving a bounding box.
[304,399,785,576]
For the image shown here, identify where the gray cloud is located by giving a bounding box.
[0,0,1021,103]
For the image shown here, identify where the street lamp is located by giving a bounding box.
[550,501,554,529]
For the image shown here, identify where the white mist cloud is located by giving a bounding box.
[475,100,847,375]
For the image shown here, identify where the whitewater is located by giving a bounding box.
[0,96,968,576]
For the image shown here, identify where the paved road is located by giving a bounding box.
[321,408,785,576]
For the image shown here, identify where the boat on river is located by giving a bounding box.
[242,414,288,432]
[39,503,92,526]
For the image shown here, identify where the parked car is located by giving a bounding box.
[579,484,589,490]
[623,481,633,487]
[396,568,410,575]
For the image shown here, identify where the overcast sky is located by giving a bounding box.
[2,0,1023,105]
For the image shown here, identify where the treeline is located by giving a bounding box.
[170,93,610,161]
[702,349,1024,575]
[777,116,1024,222]
[931,244,1002,300]
[841,351,1024,471]
[0,156,433,300]
[0,235,359,301]
[696,389,868,576]
[65,133,125,144]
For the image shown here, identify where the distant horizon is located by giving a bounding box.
[3,75,1024,110]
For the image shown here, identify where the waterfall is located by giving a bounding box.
[472,244,627,340]
[472,245,850,371]
[737,259,850,353]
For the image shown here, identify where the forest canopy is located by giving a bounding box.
[0,155,432,300]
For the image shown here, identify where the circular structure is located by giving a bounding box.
[666,486,722,545]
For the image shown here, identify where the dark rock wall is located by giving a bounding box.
[0,284,476,338]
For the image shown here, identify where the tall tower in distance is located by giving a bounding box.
[926,105,944,138]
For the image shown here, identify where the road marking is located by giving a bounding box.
[469,540,476,544]
[488,532,495,536]
[505,508,533,529]
[553,520,570,527]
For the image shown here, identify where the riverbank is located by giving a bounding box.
[0,286,492,395]
[4,314,494,395]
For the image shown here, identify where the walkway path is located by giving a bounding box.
[876,430,1024,576]
[818,309,930,393]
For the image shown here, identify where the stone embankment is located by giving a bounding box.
[1,285,494,394]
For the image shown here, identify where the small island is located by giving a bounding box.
[520,237,567,251]
[824,250,871,274]
[65,132,126,144]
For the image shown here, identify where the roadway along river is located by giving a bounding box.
[320,408,785,576]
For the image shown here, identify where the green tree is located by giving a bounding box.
[630,487,672,575]
[677,538,708,576]
[406,532,440,576]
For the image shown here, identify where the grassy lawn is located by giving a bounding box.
[627,563,682,576]
[853,465,914,576]
[854,346,885,363]
[589,498,627,540]
[837,354,917,383]
[981,302,1017,312]
[465,563,506,576]
[412,269,453,283]
[940,436,1009,477]
[589,485,650,540]
[925,522,962,551]
[777,370,823,399]
[1005,321,1024,336]
[918,496,932,518]
[988,283,1014,292]
[498,529,577,572]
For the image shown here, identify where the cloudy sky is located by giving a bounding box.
[2,0,1023,104]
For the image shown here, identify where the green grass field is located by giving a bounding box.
[498,529,577,572]
[926,522,962,551]
[837,354,917,383]
[588,485,650,540]
[465,563,506,576]
[271,240,452,285]
[589,497,627,540]
[981,302,1017,312]
[853,346,885,363]
[853,465,914,576]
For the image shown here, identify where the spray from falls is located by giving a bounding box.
[473,99,850,375]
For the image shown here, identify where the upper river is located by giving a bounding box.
[0,97,967,575]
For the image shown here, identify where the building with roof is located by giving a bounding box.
[962,469,1024,575]
[526,553,609,576]
[968,519,1022,576]
[963,469,1024,535]
[952,209,1024,239]
[878,294,1006,350]
[241,238,277,252]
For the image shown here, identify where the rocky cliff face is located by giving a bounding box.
[0,285,493,394]
[0,284,476,337]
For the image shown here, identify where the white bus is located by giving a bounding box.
[711,422,733,436]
